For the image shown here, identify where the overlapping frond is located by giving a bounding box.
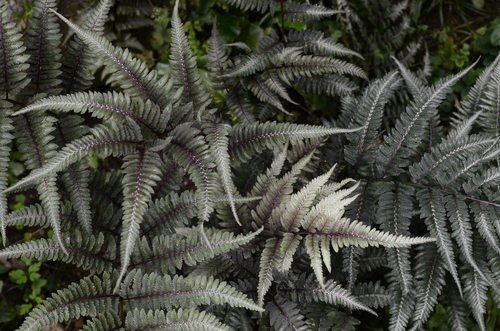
[409,244,446,331]
[294,74,358,97]
[207,17,231,90]
[0,2,29,99]
[60,0,112,94]
[275,49,367,85]
[122,271,263,312]
[229,121,364,163]
[116,150,162,291]
[0,109,13,242]
[165,123,217,223]
[287,29,363,59]
[375,183,413,294]
[378,61,477,177]
[52,10,170,107]
[416,189,462,295]
[267,299,307,331]
[204,122,240,224]
[222,0,277,14]
[352,281,392,309]
[18,273,118,331]
[13,91,169,135]
[169,0,212,120]
[132,227,263,275]
[0,230,115,273]
[24,0,61,96]
[5,122,142,193]
[125,308,230,331]
[284,2,342,23]
[344,70,400,173]
[223,30,283,78]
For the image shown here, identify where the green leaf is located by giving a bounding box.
[9,269,27,284]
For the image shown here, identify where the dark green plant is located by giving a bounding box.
[1,0,500,330]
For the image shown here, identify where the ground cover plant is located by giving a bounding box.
[1,0,500,330]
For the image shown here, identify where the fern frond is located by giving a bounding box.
[287,29,363,59]
[207,17,231,90]
[151,157,184,201]
[0,113,13,243]
[443,282,468,331]
[445,195,489,284]
[0,2,29,99]
[223,30,283,78]
[5,122,141,193]
[375,182,413,294]
[319,217,435,252]
[229,121,365,163]
[125,308,230,331]
[275,49,367,85]
[24,0,61,95]
[352,281,391,309]
[12,91,168,135]
[461,52,500,120]
[344,70,400,173]
[263,71,297,105]
[225,89,256,124]
[416,189,462,296]
[116,150,162,292]
[392,55,425,98]
[258,237,282,307]
[284,2,342,23]
[54,113,92,233]
[13,113,58,171]
[464,166,500,194]
[166,123,217,223]
[222,0,277,14]
[301,181,359,232]
[170,0,212,121]
[60,0,111,94]
[246,75,291,114]
[204,122,240,225]
[267,299,307,331]
[282,166,336,233]
[462,264,488,331]
[141,190,197,237]
[478,57,500,135]
[122,271,263,312]
[52,10,170,107]
[297,278,377,315]
[378,61,477,177]
[18,273,118,331]
[253,146,315,227]
[132,227,263,275]
[388,286,415,331]
[409,244,446,331]
[0,230,115,273]
[61,160,92,233]
[409,134,494,185]
[294,74,358,97]
[38,175,67,254]
[82,311,122,331]
[448,109,483,141]
[470,202,500,255]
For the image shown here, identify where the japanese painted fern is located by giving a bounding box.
[1,0,498,330]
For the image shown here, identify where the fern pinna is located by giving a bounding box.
[2,0,499,330]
